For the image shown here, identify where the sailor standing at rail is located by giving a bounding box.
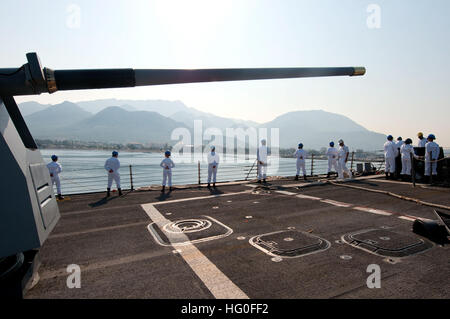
[337,139,352,180]
[257,139,268,184]
[396,137,404,149]
[104,151,122,197]
[395,137,404,177]
[384,135,398,180]
[47,155,64,200]
[160,150,175,193]
[294,143,307,181]
[207,146,220,188]
[424,134,439,182]
[417,132,427,147]
[326,141,338,178]
[400,138,417,180]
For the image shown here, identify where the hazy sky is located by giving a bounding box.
[2,0,449,146]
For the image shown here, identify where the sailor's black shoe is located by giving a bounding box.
[106,188,111,197]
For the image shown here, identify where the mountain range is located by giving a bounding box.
[20,99,386,150]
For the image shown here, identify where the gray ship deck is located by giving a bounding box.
[25,176,450,299]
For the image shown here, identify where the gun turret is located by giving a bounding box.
[0,52,365,96]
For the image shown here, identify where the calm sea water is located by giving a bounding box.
[40,149,377,194]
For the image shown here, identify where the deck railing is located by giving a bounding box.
[56,152,386,195]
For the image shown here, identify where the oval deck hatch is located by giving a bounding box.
[342,229,432,257]
[250,230,330,258]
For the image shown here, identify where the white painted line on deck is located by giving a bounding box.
[398,216,416,222]
[353,206,392,216]
[141,203,249,299]
[296,194,322,200]
[275,190,297,196]
[320,199,353,208]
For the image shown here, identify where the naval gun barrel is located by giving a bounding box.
[0,53,365,96]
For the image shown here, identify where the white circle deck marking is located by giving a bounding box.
[253,201,260,204]
[245,216,253,219]
[340,255,352,260]
[284,237,294,242]
[212,206,219,209]
[227,200,232,203]
[287,227,296,230]
[164,219,212,234]
[271,257,283,262]
[237,236,246,240]
[335,240,343,244]
[165,213,172,216]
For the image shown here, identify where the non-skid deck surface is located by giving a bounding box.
[25,178,450,299]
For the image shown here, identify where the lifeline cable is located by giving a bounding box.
[328,180,450,211]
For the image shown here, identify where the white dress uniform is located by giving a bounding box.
[294,149,307,176]
[326,147,338,173]
[104,157,121,189]
[257,145,268,180]
[160,158,175,186]
[400,144,415,175]
[396,140,404,149]
[337,145,352,179]
[418,138,427,147]
[207,152,220,184]
[424,141,439,176]
[47,161,62,194]
[384,141,398,173]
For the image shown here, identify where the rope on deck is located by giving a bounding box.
[328,180,450,211]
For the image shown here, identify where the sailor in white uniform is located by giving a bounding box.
[396,137,404,149]
[294,143,307,181]
[424,134,439,180]
[47,155,64,200]
[417,132,427,148]
[337,139,352,180]
[160,150,175,192]
[400,138,417,178]
[104,150,122,197]
[207,146,220,188]
[395,137,404,175]
[384,135,398,179]
[257,139,268,183]
[326,141,338,178]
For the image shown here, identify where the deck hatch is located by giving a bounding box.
[249,230,330,258]
[342,229,433,257]
[148,216,232,246]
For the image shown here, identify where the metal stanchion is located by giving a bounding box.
[350,151,355,173]
[129,164,134,191]
[198,161,201,185]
